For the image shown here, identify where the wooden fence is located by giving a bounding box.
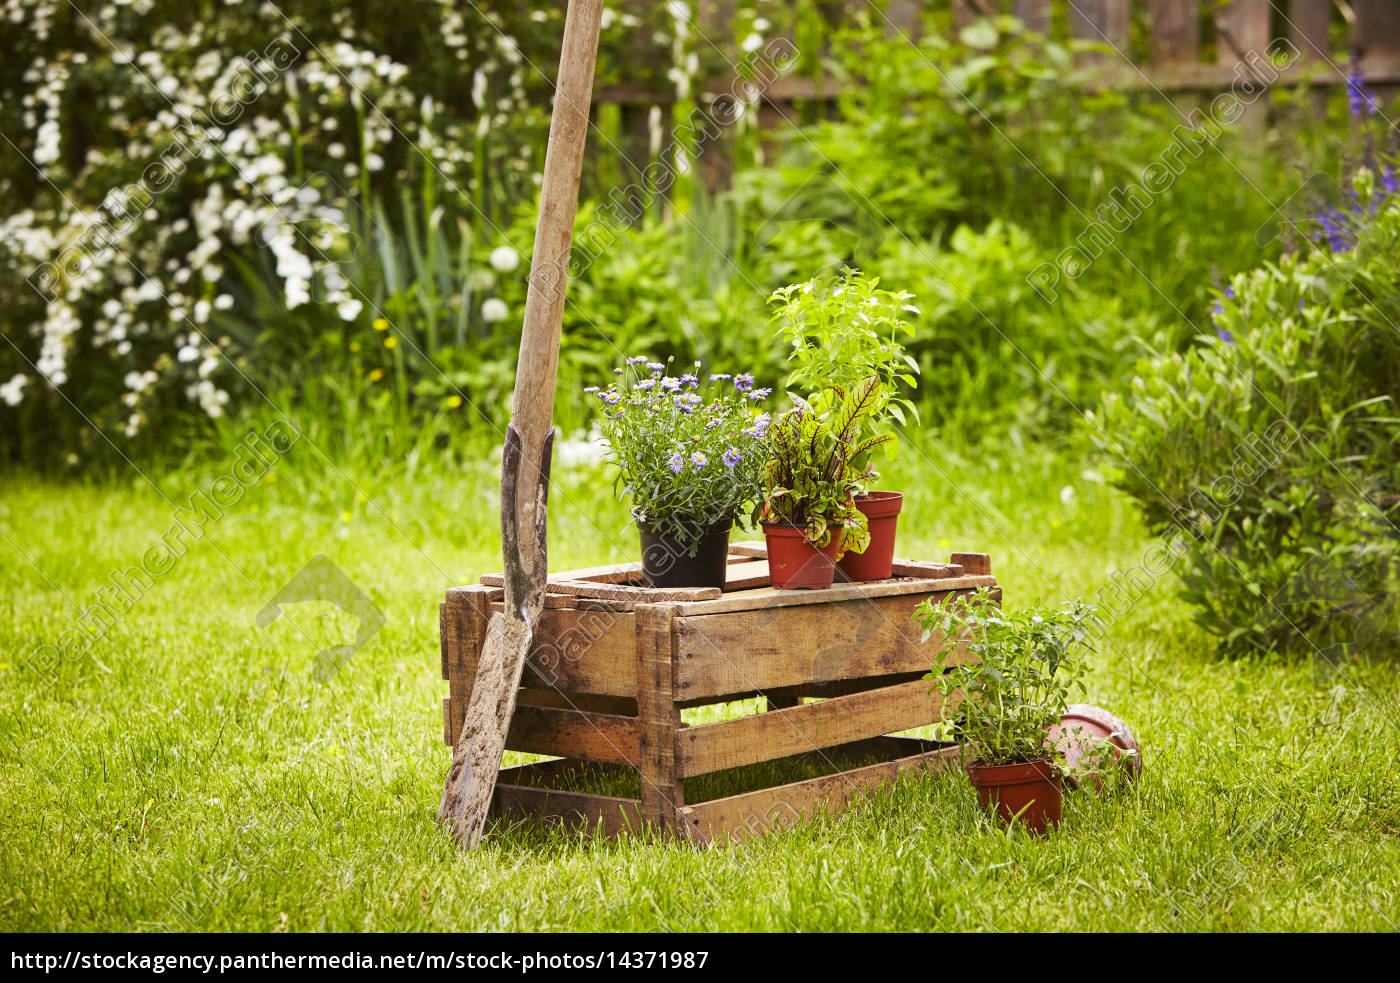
[588,1,1400,190]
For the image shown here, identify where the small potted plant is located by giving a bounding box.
[758,377,891,590]
[769,268,920,582]
[917,586,1098,834]
[588,357,771,589]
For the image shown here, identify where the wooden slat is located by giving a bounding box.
[505,704,639,766]
[517,687,637,715]
[679,743,960,843]
[636,603,685,831]
[1354,1,1400,61]
[673,669,930,710]
[672,589,982,700]
[441,586,492,746]
[552,579,722,603]
[723,560,771,590]
[948,552,992,576]
[1215,0,1273,63]
[1150,0,1201,66]
[675,573,996,616]
[1287,0,1332,62]
[889,558,963,579]
[490,783,642,837]
[511,606,638,698]
[1072,0,1132,61]
[676,678,957,777]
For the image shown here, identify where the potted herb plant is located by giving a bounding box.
[917,586,1098,834]
[589,357,771,589]
[759,377,891,590]
[769,268,920,582]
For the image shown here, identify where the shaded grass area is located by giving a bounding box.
[1,428,1397,932]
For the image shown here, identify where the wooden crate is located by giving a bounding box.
[439,542,997,843]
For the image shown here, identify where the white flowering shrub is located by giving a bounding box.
[0,0,570,463]
[0,0,807,466]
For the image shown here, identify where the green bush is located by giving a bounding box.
[1095,168,1400,659]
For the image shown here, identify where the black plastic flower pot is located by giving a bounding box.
[638,519,732,589]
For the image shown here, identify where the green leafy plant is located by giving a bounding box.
[918,587,1095,767]
[760,377,891,554]
[769,268,919,471]
[588,357,773,555]
[1095,165,1400,658]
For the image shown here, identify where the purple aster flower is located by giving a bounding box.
[661,377,681,391]
[626,356,648,365]
[1216,327,1235,344]
[584,386,599,393]
[1381,166,1399,196]
[709,373,731,381]
[637,378,656,390]
[704,418,721,430]
[680,373,698,388]
[722,447,741,468]
[647,361,665,373]
[691,451,708,468]
[747,387,772,401]
[602,391,620,405]
[668,453,684,474]
[733,373,754,393]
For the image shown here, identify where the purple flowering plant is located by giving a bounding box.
[588,356,772,555]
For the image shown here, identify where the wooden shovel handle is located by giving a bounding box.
[502,0,605,618]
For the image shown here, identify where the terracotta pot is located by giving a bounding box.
[836,491,904,582]
[638,517,732,589]
[966,759,1062,834]
[762,522,845,590]
[1047,704,1143,792]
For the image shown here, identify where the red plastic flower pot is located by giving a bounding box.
[836,491,903,582]
[966,759,1063,835]
[762,522,845,590]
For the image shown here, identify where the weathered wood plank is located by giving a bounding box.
[676,678,958,777]
[1287,0,1332,62]
[675,573,997,616]
[1072,0,1132,62]
[679,743,961,843]
[517,687,637,715]
[490,783,642,837]
[636,604,685,830]
[672,589,981,700]
[440,586,492,747]
[723,560,771,590]
[1354,1,1400,60]
[1216,0,1273,64]
[673,669,932,710]
[515,606,638,697]
[506,704,640,766]
[948,552,991,576]
[1150,0,1201,66]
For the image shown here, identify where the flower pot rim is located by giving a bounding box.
[853,490,904,502]
[631,507,734,533]
[966,758,1058,786]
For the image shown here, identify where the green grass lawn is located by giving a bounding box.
[2,426,1397,932]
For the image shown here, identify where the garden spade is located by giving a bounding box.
[438,0,605,849]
